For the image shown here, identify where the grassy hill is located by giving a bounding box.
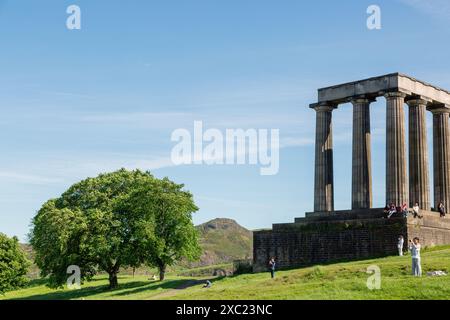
[192,218,253,267]
[3,245,449,300]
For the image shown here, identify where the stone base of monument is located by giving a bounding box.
[252,209,450,272]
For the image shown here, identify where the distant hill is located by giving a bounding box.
[192,218,253,267]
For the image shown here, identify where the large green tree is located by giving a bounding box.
[30,169,158,289]
[0,233,30,294]
[30,169,200,289]
[119,178,201,280]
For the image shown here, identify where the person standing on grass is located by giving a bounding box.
[409,237,422,277]
[398,235,404,256]
[268,257,276,279]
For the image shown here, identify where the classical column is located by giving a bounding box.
[351,98,373,209]
[432,108,450,212]
[385,92,408,206]
[407,99,431,210]
[314,104,335,212]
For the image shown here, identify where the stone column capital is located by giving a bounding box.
[384,92,407,99]
[351,97,375,106]
[313,104,336,113]
[430,107,450,115]
[406,99,430,107]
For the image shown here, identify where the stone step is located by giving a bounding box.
[273,216,405,232]
[298,208,385,223]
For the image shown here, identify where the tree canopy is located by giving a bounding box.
[119,177,201,280]
[0,233,30,294]
[30,169,200,289]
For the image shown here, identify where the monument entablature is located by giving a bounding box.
[309,73,450,109]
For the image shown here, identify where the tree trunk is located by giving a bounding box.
[159,264,166,281]
[109,271,119,289]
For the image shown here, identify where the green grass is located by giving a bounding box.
[2,246,450,300]
[0,275,199,300]
[169,246,450,300]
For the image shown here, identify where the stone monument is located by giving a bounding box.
[253,73,450,272]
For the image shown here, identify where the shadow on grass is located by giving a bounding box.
[110,279,201,297]
[12,284,112,300]
[24,278,49,289]
[10,278,205,300]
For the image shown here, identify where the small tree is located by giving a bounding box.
[30,169,158,289]
[121,178,201,280]
[0,233,30,294]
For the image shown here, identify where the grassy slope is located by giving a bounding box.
[169,246,450,300]
[2,246,450,300]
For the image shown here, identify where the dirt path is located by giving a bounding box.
[147,279,207,300]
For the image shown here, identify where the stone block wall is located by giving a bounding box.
[253,210,450,272]
[407,211,450,246]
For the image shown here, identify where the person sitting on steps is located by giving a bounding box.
[383,205,390,218]
[401,203,408,218]
[438,201,446,218]
[387,203,396,219]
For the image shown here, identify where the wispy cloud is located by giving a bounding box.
[39,90,93,99]
[196,195,271,209]
[0,171,62,185]
[81,112,190,123]
[81,112,193,129]
[280,137,314,148]
[78,108,312,133]
[79,157,177,175]
[399,0,450,19]
[0,153,178,189]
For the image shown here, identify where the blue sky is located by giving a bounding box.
[1,0,450,241]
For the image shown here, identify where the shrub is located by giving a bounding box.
[0,233,30,294]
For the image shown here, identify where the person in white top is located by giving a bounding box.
[397,235,404,256]
[409,237,422,276]
[412,202,421,219]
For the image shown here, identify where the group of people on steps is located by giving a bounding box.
[384,201,447,219]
